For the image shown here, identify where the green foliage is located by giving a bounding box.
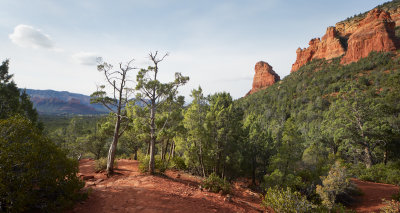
[0,59,40,128]
[380,199,400,213]
[353,163,400,185]
[95,157,118,172]
[263,169,303,190]
[242,112,273,184]
[0,116,85,212]
[262,187,313,213]
[392,190,400,202]
[204,92,243,178]
[316,162,355,209]
[170,156,187,170]
[202,172,231,194]
[137,153,168,173]
[237,51,400,185]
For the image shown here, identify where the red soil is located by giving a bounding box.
[69,159,263,213]
[351,178,400,213]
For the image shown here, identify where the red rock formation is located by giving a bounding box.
[247,61,280,95]
[291,27,345,72]
[341,9,398,64]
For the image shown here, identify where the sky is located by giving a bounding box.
[0,0,389,100]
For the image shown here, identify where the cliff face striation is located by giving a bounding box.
[291,8,400,72]
[341,9,398,64]
[291,27,346,72]
[247,61,280,95]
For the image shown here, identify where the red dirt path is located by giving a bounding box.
[351,178,399,213]
[69,159,263,213]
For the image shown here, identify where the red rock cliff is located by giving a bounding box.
[341,9,398,64]
[291,8,399,72]
[247,61,280,95]
[291,27,346,72]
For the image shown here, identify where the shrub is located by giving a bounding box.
[352,163,400,185]
[170,156,187,170]
[137,153,168,173]
[117,153,129,159]
[316,162,356,209]
[262,187,313,213]
[202,172,231,194]
[380,199,400,213]
[392,190,400,202]
[0,116,85,212]
[94,157,118,172]
[262,169,304,190]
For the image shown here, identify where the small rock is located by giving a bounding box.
[224,194,232,202]
[85,182,96,187]
[82,175,94,180]
[94,179,104,184]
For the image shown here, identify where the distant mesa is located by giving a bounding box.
[247,61,280,96]
[24,89,109,115]
[291,8,400,73]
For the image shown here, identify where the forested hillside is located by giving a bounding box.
[238,52,400,168]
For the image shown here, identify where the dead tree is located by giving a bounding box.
[91,58,135,175]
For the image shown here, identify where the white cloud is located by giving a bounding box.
[72,52,100,66]
[9,24,55,49]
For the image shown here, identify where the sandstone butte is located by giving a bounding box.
[247,61,280,95]
[291,8,400,72]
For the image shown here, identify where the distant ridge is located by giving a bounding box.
[23,89,109,115]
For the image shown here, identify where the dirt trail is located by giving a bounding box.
[69,159,263,213]
[351,178,399,213]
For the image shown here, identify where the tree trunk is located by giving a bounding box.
[162,139,169,161]
[384,144,388,165]
[134,149,138,160]
[169,141,175,158]
[364,145,373,169]
[199,147,206,177]
[106,116,121,174]
[149,100,156,174]
[251,156,256,186]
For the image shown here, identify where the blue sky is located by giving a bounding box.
[0,0,388,99]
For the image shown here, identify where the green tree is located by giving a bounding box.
[0,59,39,126]
[323,85,387,168]
[0,116,84,212]
[268,118,304,187]
[205,92,242,178]
[243,113,273,185]
[182,87,209,177]
[84,118,113,159]
[135,51,189,174]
